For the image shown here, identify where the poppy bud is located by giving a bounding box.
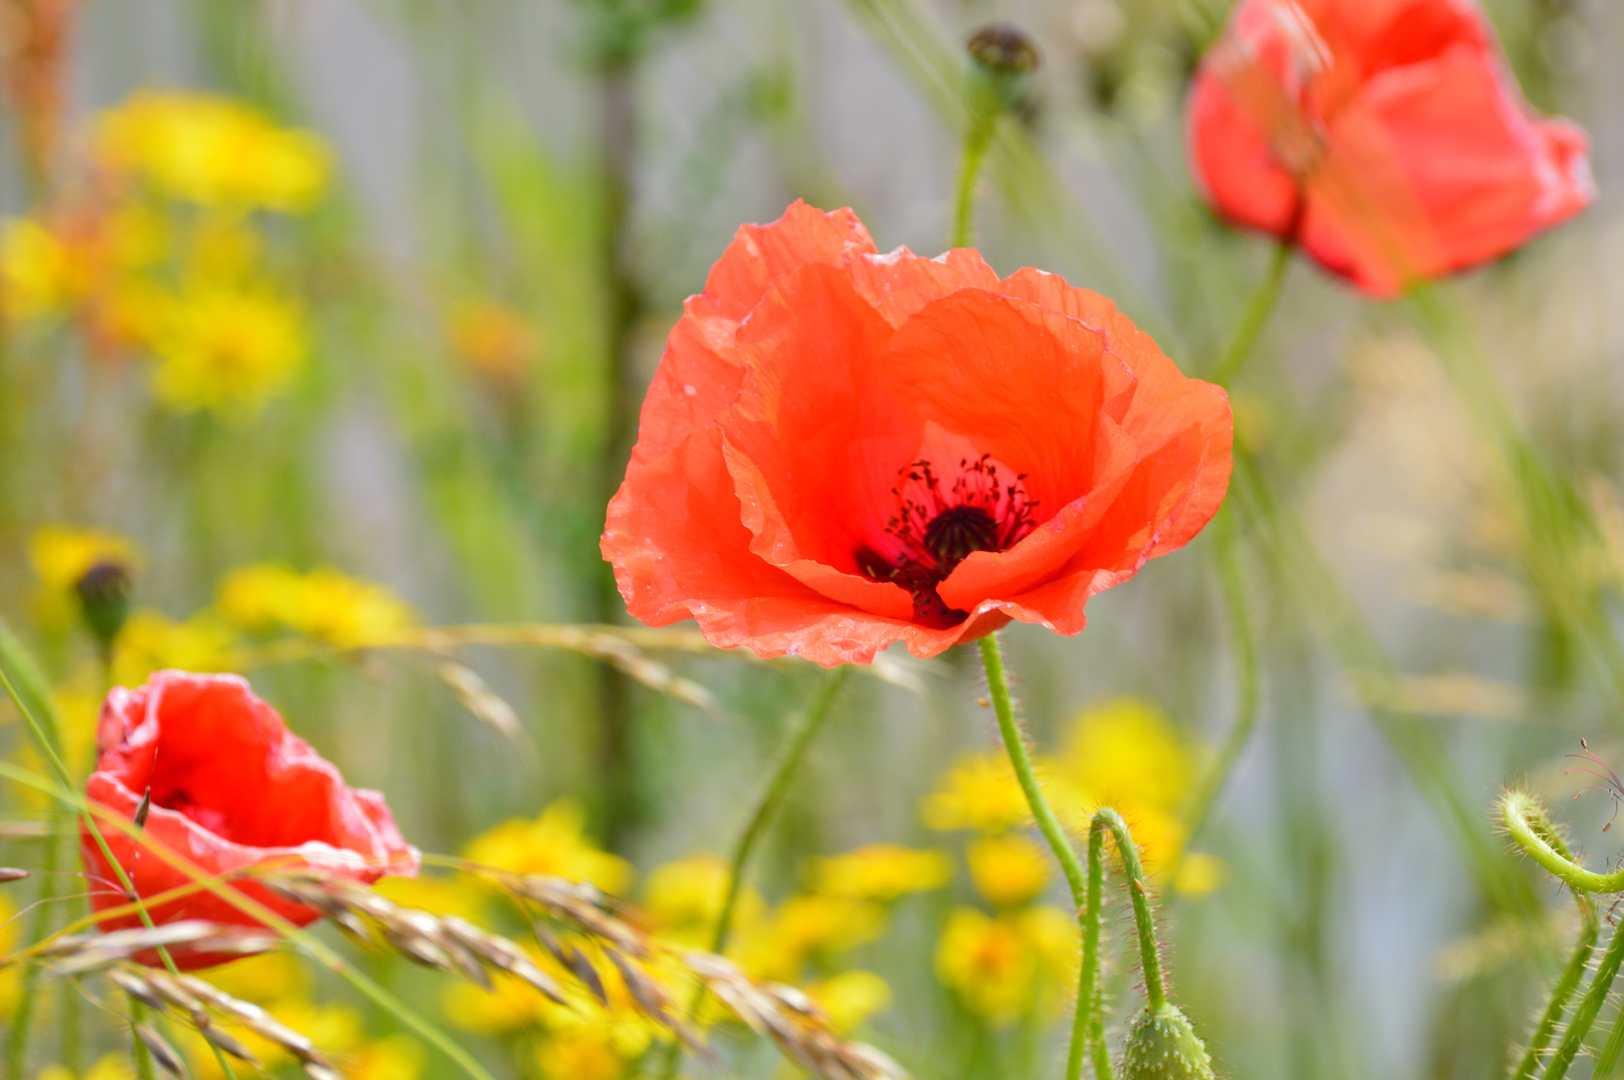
[74,559,132,657]
[1120,1003,1218,1080]
[966,24,1040,77]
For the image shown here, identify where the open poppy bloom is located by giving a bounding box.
[82,670,418,967]
[1187,0,1593,296]
[601,202,1232,667]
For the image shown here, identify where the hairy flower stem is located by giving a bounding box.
[1208,238,1292,387]
[655,666,851,1080]
[950,121,994,250]
[1500,791,1624,894]
[1512,897,1598,1079]
[977,633,1093,1080]
[1544,918,1624,1080]
[1078,817,1114,1080]
[1594,1008,1624,1076]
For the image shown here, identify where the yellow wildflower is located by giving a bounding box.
[186,999,361,1080]
[37,1054,134,1080]
[771,894,884,957]
[1,218,73,320]
[448,297,539,380]
[217,564,413,647]
[1059,697,1195,812]
[810,844,952,902]
[187,213,264,280]
[443,969,550,1034]
[934,905,1075,1027]
[111,609,236,687]
[373,874,488,922]
[464,799,633,895]
[1174,852,1226,897]
[643,853,764,945]
[920,751,1031,833]
[30,525,137,594]
[966,833,1050,908]
[200,951,309,1004]
[344,1035,423,1080]
[0,896,20,1017]
[934,907,1034,1026]
[96,92,331,213]
[805,970,892,1034]
[535,1030,625,1080]
[147,281,306,415]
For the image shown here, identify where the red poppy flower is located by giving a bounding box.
[1187,0,1593,296]
[82,670,418,968]
[601,202,1232,667]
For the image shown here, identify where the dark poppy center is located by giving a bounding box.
[922,505,1000,576]
[855,454,1038,629]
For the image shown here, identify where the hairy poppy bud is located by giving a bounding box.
[75,559,132,656]
[1120,1003,1218,1080]
[966,24,1040,77]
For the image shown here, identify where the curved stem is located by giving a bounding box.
[1544,918,1624,1080]
[1594,1001,1624,1077]
[978,634,1093,1080]
[950,123,994,250]
[1208,238,1292,387]
[1092,808,1166,1012]
[1512,897,1599,1079]
[1501,791,1624,894]
[655,666,850,1080]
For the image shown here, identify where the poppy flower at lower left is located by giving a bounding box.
[82,670,419,968]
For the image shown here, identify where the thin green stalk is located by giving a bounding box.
[129,998,156,1080]
[1544,918,1624,1080]
[1208,238,1292,387]
[7,794,61,1080]
[978,633,1092,1080]
[655,666,851,1080]
[950,124,993,250]
[1594,1004,1624,1076]
[1512,898,1599,1079]
[1178,508,1259,863]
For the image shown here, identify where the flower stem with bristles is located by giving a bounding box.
[1512,896,1598,1079]
[950,123,993,250]
[655,665,851,1080]
[978,633,1093,1080]
[1501,790,1624,894]
[1077,812,1114,1080]
[1543,918,1624,1080]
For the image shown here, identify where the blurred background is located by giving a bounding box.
[3,1,1624,1078]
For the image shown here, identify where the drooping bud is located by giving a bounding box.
[1120,1003,1218,1080]
[74,558,132,658]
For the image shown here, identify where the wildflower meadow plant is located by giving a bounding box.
[4,3,1624,1080]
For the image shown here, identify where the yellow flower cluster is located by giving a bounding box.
[922,697,1222,896]
[95,92,331,212]
[217,564,415,648]
[923,697,1220,1025]
[2,91,327,417]
[27,525,138,631]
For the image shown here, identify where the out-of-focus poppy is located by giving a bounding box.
[1187,0,1593,296]
[601,202,1232,666]
[82,671,418,968]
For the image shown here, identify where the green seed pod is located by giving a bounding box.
[1120,1003,1218,1080]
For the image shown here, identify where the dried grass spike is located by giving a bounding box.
[107,967,165,1011]
[135,1024,188,1077]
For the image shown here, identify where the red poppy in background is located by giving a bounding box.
[1187,0,1593,296]
[83,670,418,968]
[601,202,1232,667]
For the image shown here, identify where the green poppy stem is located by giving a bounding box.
[977,633,1093,1080]
[655,665,851,1080]
[1511,896,1598,1080]
[1543,918,1624,1080]
[1208,238,1292,387]
[951,122,995,250]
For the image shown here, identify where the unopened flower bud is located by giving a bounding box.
[1120,1003,1218,1080]
[74,559,132,656]
[967,24,1041,76]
